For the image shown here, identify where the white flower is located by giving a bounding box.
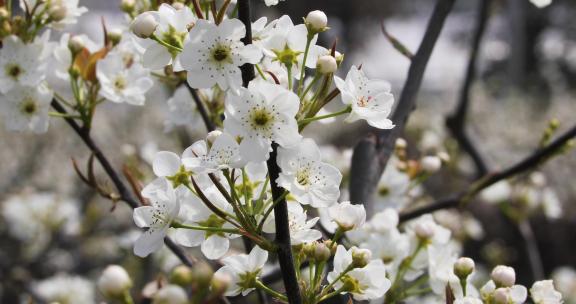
[133,178,180,257]
[213,246,268,296]
[263,202,322,245]
[454,297,483,304]
[0,84,53,133]
[305,10,328,32]
[181,19,262,92]
[530,0,552,8]
[182,132,244,173]
[134,3,196,70]
[96,51,153,105]
[334,65,395,129]
[480,181,512,204]
[0,35,46,93]
[264,0,285,6]
[374,157,412,211]
[276,139,342,207]
[98,265,133,298]
[153,284,188,304]
[360,229,409,277]
[491,265,516,288]
[552,267,576,302]
[530,280,563,304]
[480,280,528,304]
[263,15,326,77]
[224,80,301,162]
[173,187,238,259]
[327,245,392,300]
[327,201,366,231]
[164,85,203,132]
[34,274,95,304]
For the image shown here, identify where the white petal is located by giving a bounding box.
[201,235,230,259]
[153,151,181,177]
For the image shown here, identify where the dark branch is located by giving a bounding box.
[238,0,256,87]
[446,0,492,178]
[349,0,456,205]
[399,124,576,222]
[186,84,215,132]
[50,99,195,267]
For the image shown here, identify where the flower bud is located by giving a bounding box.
[170,265,194,286]
[493,288,509,304]
[107,28,123,46]
[206,130,223,145]
[415,221,435,240]
[68,36,85,55]
[0,7,10,20]
[190,262,214,289]
[334,51,344,65]
[121,0,136,12]
[130,13,158,39]
[153,285,188,304]
[49,5,67,22]
[313,242,332,262]
[351,248,372,268]
[211,271,231,296]
[172,2,185,10]
[305,10,328,33]
[395,138,407,149]
[437,151,451,163]
[454,257,475,279]
[421,155,442,173]
[97,265,132,299]
[317,55,337,74]
[492,265,516,288]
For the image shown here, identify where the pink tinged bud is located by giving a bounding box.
[493,288,509,304]
[454,257,475,279]
[305,10,328,32]
[317,55,337,74]
[492,265,516,288]
[130,13,158,39]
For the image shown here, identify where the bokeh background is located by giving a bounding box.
[1,0,575,302]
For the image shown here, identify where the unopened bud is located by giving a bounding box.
[130,13,158,39]
[211,271,231,295]
[172,2,185,10]
[97,265,132,299]
[170,265,194,286]
[334,51,344,65]
[107,28,123,46]
[68,36,85,55]
[493,288,509,304]
[317,55,337,74]
[351,248,372,268]
[453,257,475,279]
[437,151,451,163]
[153,285,188,304]
[395,138,407,149]
[314,242,331,262]
[415,221,435,240]
[121,0,136,12]
[305,10,328,33]
[49,5,67,22]
[491,265,516,288]
[206,130,222,145]
[421,155,442,173]
[190,262,214,289]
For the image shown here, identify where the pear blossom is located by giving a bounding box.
[182,132,244,173]
[173,187,238,259]
[454,297,483,304]
[164,86,203,132]
[0,84,53,133]
[480,280,528,304]
[133,178,180,257]
[327,245,391,300]
[263,202,322,245]
[20,0,87,30]
[181,19,262,92]
[34,274,95,304]
[133,3,196,70]
[223,80,301,162]
[276,138,341,207]
[264,0,285,6]
[0,35,46,93]
[334,65,395,129]
[552,267,576,302]
[96,51,153,105]
[327,201,366,231]
[98,265,133,298]
[530,0,552,8]
[375,157,412,211]
[305,10,328,32]
[530,280,562,304]
[213,246,269,296]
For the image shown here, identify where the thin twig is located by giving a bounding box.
[399,124,576,222]
[349,0,456,206]
[50,99,195,267]
[185,84,215,132]
[446,0,492,178]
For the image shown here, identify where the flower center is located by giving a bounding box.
[198,214,226,237]
[356,96,372,107]
[20,97,37,115]
[114,76,126,90]
[6,64,22,80]
[296,169,310,186]
[250,108,273,128]
[211,45,231,62]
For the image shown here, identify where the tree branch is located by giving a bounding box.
[186,84,215,132]
[50,99,195,267]
[238,0,256,88]
[446,0,492,178]
[349,0,456,205]
[399,124,576,222]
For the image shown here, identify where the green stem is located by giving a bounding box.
[298,106,351,126]
[287,65,293,90]
[297,33,314,95]
[151,34,183,53]
[49,112,82,119]
[255,64,268,80]
[299,73,321,100]
[256,190,288,233]
[171,222,240,234]
[119,290,134,304]
[254,280,288,302]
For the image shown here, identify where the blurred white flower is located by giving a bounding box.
[20,0,87,30]
[164,85,203,132]
[213,245,268,296]
[530,280,563,304]
[34,274,94,304]
[0,35,46,93]
[530,0,553,8]
[0,84,53,133]
[552,267,576,302]
[480,181,512,204]
[153,284,188,304]
[327,201,366,231]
